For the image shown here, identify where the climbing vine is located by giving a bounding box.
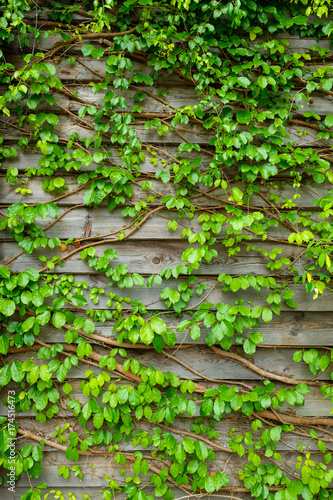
[1,0,333,499]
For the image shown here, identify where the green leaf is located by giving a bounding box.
[270,426,282,442]
[22,316,35,333]
[150,317,166,335]
[187,400,196,417]
[140,323,154,345]
[293,14,308,25]
[36,204,49,219]
[190,324,201,341]
[81,44,94,57]
[236,110,253,125]
[325,114,333,128]
[46,113,59,126]
[260,394,271,409]
[262,308,273,322]
[52,312,66,329]
[84,319,95,335]
[56,364,67,383]
[32,445,43,461]
[0,334,9,355]
[230,395,242,411]
[0,299,15,317]
[25,269,39,281]
[205,476,215,493]
[195,441,208,461]
[293,350,302,362]
[0,365,11,386]
[83,189,95,205]
[11,360,24,382]
[0,266,10,278]
[93,411,104,429]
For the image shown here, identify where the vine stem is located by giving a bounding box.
[209,345,322,387]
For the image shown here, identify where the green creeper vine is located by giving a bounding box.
[1,0,333,499]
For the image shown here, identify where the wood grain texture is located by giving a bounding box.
[4,85,332,118]
[0,207,297,242]
[5,311,330,347]
[0,449,253,488]
[6,415,333,452]
[1,146,215,173]
[1,380,332,418]
[8,32,332,55]
[28,275,332,311]
[0,240,308,276]
[0,173,330,208]
[2,345,331,384]
[0,114,329,146]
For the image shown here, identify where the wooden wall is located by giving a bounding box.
[1,22,333,499]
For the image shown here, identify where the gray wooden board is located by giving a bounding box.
[2,344,332,383]
[0,208,297,241]
[7,55,192,86]
[4,85,333,118]
[0,174,331,208]
[7,310,331,347]
[0,240,309,276]
[5,415,333,452]
[8,32,333,53]
[6,86,214,113]
[0,146,215,174]
[0,449,259,488]
[0,448,325,490]
[28,275,333,311]
[0,378,333,418]
[0,115,330,147]
[1,145,333,183]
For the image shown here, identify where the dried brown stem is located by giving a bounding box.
[209,345,322,387]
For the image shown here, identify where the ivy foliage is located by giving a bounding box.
[1,0,333,499]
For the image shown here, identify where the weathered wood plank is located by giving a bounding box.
[17,311,333,347]
[8,86,210,113]
[0,174,331,208]
[0,240,308,276]
[0,208,295,242]
[7,415,333,452]
[7,55,191,85]
[0,115,329,146]
[36,276,333,311]
[0,146,215,173]
[5,85,331,118]
[0,449,249,488]
[8,32,332,54]
[0,446,326,491]
[2,345,332,383]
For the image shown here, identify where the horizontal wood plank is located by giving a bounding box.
[0,115,329,147]
[0,174,330,208]
[5,85,332,118]
[11,311,333,347]
[2,345,331,383]
[8,32,332,55]
[38,276,333,311]
[7,415,333,452]
[0,240,308,276]
[0,208,295,242]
